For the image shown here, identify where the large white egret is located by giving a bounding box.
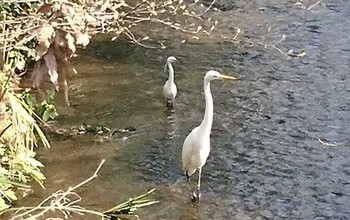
[182,70,236,202]
[163,56,177,107]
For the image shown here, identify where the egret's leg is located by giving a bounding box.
[165,99,173,108]
[186,172,196,199]
[196,168,202,201]
[167,99,174,109]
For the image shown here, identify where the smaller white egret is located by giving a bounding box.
[163,56,177,107]
[182,70,236,202]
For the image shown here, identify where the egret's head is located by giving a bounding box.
[167,56,177,63]
[205,70,236,81]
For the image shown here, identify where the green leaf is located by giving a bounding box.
[13,45,30,51]
[41,105,58,122]
[4,189,17,201]
[0,197,10,212]
[40,100,48,107]
[0,146,5,155]
[27,157,44,168]
[16,59,26,70]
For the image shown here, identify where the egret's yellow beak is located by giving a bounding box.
[219,74,236,80]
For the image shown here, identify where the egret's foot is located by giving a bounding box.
[191,192,201,203]
[166,102,174,109]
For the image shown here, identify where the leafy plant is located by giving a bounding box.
[0,2,40,18]
[103,188,158,220]
[0,88,50,210]
[0,25,50,211]
[38,99,58,122]
[22,90,58,122]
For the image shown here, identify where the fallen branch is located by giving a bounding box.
[2,159,158,220]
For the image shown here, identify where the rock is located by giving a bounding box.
[202,0,235,11]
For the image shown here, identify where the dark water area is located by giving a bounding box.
[15,0,350,219]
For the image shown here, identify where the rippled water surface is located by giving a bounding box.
[18,0,350,219]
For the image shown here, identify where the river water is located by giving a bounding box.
[17,0,350,219]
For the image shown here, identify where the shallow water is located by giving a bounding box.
[16,0,350,219]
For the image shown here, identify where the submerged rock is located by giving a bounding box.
[201,0,235,11]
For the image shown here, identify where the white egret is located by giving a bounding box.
[182,70,236,202]
[163,56,177,107]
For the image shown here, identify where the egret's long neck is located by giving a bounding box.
[167,62,175,84]
[199,78,213,134]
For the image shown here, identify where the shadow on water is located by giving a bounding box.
[17,0,350,219]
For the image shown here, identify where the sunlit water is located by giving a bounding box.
[16,1,350,219]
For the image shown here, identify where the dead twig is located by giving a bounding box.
[123,27,158,49]
[307,0,323,11]
[317,138,341,147]
[197,0,217,17]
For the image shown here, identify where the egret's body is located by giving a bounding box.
[182,126,210,176]
[182,70,236,202]
[163,56,177,107]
